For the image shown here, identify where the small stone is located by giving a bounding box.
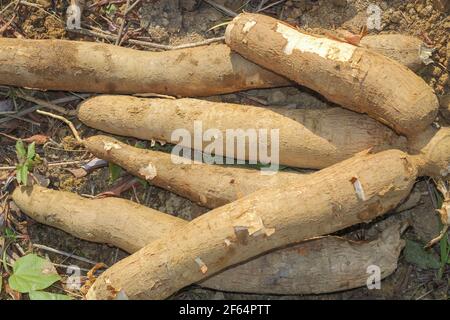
[268,90,287,105]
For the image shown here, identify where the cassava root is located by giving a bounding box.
[78,95,407,170]
[0,33,428,97]
[85,133,450,299]
[0,39,289,96]
[224,13,439,136]
[12,185,408,295]
[84,135,428,210]
[84,135,304,209]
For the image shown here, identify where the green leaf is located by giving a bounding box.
[108,163,122,183]
[29,290,72,300]
[134,141,146,149]
[404,240,441,270]
[16,166,22,184]
[27,142,36,160]
[15,140,26,160]
[8,254,61,293]
[20,164,28,186]
[105,3,117,15]
[4,228,17,241]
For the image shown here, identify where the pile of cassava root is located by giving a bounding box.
[2,13,450,300]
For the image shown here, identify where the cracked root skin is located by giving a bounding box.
[84,135,303,209]
[12,185,406,295]
[0,38,289,96]
[225,13,438,137]
[86,150,418,299]
[78,95,406,169]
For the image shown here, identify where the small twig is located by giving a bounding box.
[257,0,269,11]
[0,93,89,125]
[125,0,141,14]
[14,91,74,115]
[203,0,237,17]
[53,262,91,272]
[0,0,17,16]
[0,14,17,35]
[68,28,225,50]
[35,110,83,144]
[32,244,99,265]
[18,1,62,22]
[132,93,176,99]
[425,225,449,249]
[257,0,286,12]
[115,0,131,45]
[0,160,89,171]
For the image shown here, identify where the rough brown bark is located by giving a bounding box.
[86,149,420,299]
[0,34,424,97]
[84,135,304,209]
[224,13,438,136]
[84,124,450,299]
[84,135,426,210]
[12,185,408,295]
[78,96,407,169]
[0,38,289,96]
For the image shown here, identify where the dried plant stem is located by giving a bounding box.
[36,110,83,144]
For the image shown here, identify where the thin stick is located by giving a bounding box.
[203,0,237,17]
[115,0,130,45]
[36,110,83,144]
[0,160,89,171]
[257,0,286,12]
[132,93,176,99]
[68,28,225,50]
[14,91,74,115]
[0,0,17,16]
[125,0,141,14]
[32,244,99,265]
[0,94,89,125]
[257,0,269,11]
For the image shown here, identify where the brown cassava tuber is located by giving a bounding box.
[84,135,304,209]
[224,13,439,136]
[84,124,450,299]
[78,95,407,170]
[0,39,289,96]
[11,185,407,295]
[0,34,427,97]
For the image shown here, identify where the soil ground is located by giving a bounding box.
[0,0,449,300]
